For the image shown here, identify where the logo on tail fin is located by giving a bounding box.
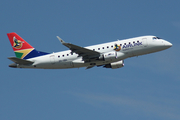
[13,36,24,49]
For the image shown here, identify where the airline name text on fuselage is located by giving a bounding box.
[122,42,143,49]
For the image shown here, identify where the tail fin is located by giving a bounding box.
[7,32,49,59]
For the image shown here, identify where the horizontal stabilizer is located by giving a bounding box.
[8,57,34,65]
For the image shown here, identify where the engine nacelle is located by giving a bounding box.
[104,60,124,69]
[99,51,117,61]
[99,52,126,62]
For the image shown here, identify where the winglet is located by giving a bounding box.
[57,36,65,44]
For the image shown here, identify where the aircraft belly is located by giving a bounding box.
[133,47,152,56]
[52,60,73,69]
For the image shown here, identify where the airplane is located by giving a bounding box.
[7,32,172,69]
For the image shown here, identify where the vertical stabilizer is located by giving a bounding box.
[7,32,49,59]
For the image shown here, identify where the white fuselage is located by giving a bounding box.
[17,36,172,69]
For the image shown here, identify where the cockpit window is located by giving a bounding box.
[156,37,161,39]
[153,37,157,40]
[153,37,161,40]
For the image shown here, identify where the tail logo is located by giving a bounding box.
[114,44,121,51]
[13,36,24,49]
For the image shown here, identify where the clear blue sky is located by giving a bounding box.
[1,0,180,120]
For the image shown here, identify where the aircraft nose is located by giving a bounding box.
[164,40,173,48]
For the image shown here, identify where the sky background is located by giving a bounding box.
[0,0,180,120]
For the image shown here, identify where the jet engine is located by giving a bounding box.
[103,60,124,69]
[99,51,117,61]
[99,52,125,62]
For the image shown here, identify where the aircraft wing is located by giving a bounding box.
[57,36,100,60]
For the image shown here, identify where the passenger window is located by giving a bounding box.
[137,41,139,42]
[120,44,122,46]
[58,55,60,58]
[107,46,109,48]
[129,42,131,44]
[67,54,69,56]
[62,55,64,57]
[111,45,113,48]
[93,49,95,51]
[98,48,100,50]
[124,43,126,45]
[102,47,104,49]
[133,41,135,43]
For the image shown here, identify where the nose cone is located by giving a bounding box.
[164,41,173,48]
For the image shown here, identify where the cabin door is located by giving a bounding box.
[50,55,55,64]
